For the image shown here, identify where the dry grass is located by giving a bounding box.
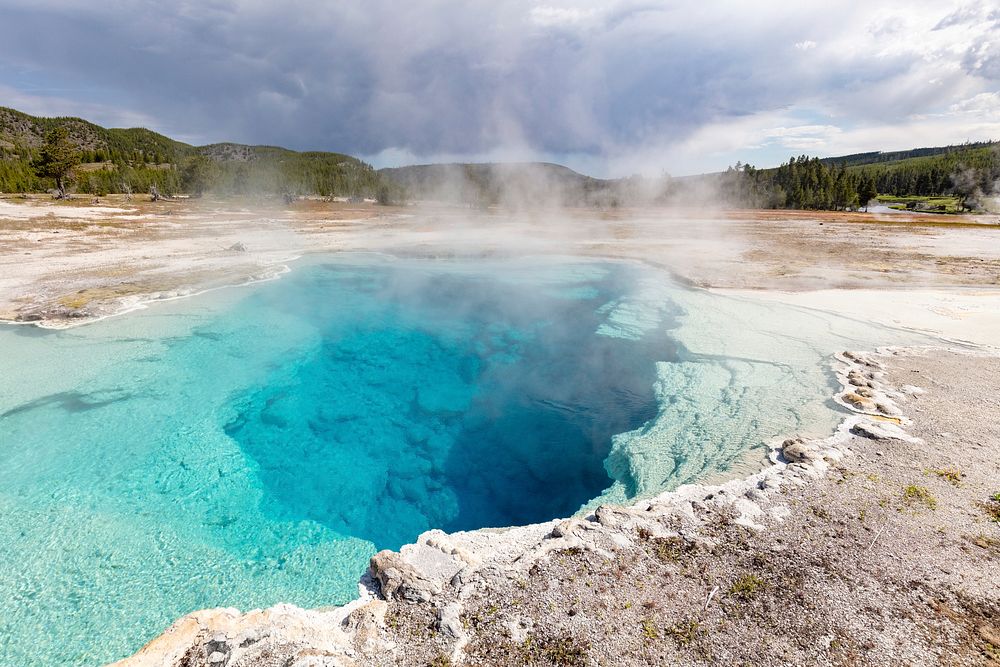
[903,484,937,509]
[929,466,964,486]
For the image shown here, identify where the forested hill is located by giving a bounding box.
[706,141,1000,212]
[381,143,1000,210]
[817,141,998,168]
[839,142,998,198]
[0,107,379,197]
[0,106,190,163]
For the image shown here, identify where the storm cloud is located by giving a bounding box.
[1,0,998,175]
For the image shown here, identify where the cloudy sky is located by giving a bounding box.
[1,0,998,176]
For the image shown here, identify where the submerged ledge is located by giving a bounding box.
[110,345,1000,667]
[6,262,295,330]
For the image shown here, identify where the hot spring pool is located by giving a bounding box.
[0,255,924,665]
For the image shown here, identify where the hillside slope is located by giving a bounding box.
[0,106,192,163]
[818,141,998,168]
[0,107,378,197]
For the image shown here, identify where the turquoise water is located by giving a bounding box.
[0,255,923,665]
[221,261,673,549]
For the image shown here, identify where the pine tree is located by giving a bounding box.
[858,175,878,212]
[33,128,80,197]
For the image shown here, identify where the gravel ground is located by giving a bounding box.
[379,348,1000,667]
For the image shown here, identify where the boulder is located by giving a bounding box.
[782,439,821,464]
[436,603,464,640]
[369,551,441,603]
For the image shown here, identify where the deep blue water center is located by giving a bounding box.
[223,260,673,549]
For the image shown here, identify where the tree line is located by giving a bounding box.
[714,156,877,211]
[859,145,999,207]
[712,144,998,211]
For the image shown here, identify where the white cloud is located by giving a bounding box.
[794,40,817,51]
[761,124,842,149]
[933,2,987,30]
[529,5,598,28]
[948,91,1000,114]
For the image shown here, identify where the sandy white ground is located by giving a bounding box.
[3,195,1000,333]
[716,288,1000,348]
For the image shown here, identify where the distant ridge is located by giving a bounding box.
[0,106,368,165]
[816,141,998,168]
[377,162,629,207]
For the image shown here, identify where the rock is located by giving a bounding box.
[227,242,247,252]
[436,603,464,640]
[205,634,230,660]
[979,623,1000,647]
[851,422,885,440]
[762,476,782,490]
[450,566,474,590]
[851,420,919,443]
[550,518,585,537]
[782,440,820,463]
[369,551,441,603]
[594,505,633,528]
[823,448,844,463]
[847,370,871,387]
[843,392,877,411]
[342,600,392,656]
